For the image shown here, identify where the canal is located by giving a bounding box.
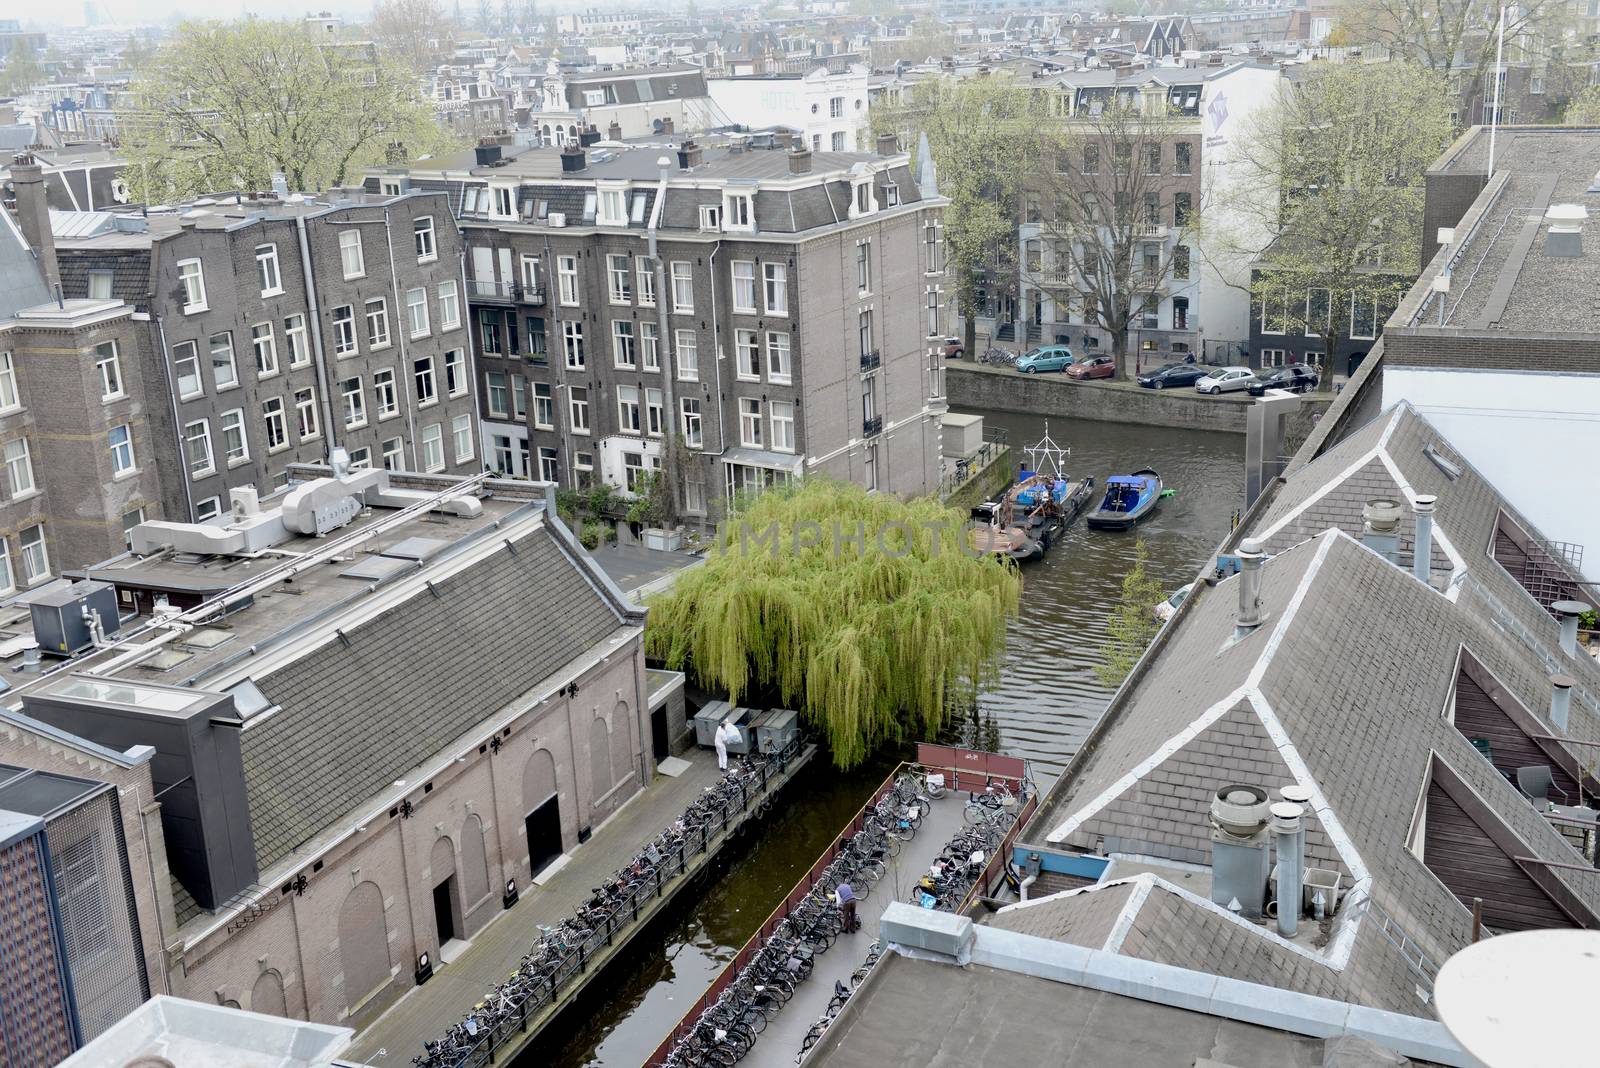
[538,411,1244,1068]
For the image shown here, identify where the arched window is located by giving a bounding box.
[460,814,489,906]
[590,716,612,797]
[522,748,557,813]
[337,881,391,1008]
[251,970,287,1017]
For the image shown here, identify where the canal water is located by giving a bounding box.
[539,411,1243,1067]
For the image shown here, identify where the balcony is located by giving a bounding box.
[859,349,881,372]
[521,285,546,306]
[862,416,883,438]
[468,278,517,303]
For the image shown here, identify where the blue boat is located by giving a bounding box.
[1086,468,1163,531]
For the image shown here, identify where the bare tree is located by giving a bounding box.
[1026,97,1201,378]
[371,0,456,71]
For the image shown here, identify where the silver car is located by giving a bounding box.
[1195,366,1258,394]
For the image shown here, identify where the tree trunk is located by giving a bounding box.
[1111,328,1129,380]
[1319,328,1338,392]
[962,287,979,360]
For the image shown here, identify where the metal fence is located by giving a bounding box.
[938,428,1010,501]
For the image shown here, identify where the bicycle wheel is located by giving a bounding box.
[963,801,986,825]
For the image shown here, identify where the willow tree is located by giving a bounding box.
[645,481,1022,769]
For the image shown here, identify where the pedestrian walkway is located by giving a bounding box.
[348,746,811,1065]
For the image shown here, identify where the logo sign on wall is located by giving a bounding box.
[1205,91,1230,150]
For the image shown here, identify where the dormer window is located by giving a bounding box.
[491,185,516,219]
[597,186,628,226]
[723,191,754,232]
[851,179,876,219]
[699,204,723,231]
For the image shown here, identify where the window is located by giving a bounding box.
[486,371,509,417]
[95,341,123,400]
[247,323,277,377]
[724,192,753,231]
[641,387,662,436]
[177,259,207,312]
[284,313,311,367]
[829,95,844,118]
[864,443,879,492]
[637,258,656,307]
[852,181,873,216]
[374,369,398,419]
[209,332,238,389]
[607,254,633,303]
[858,309,874,358]
[88,270,113,300]
[421,423,445,472]
[121,509,144,550]
[763,262,788,316]
[521,255,541,290]
[1351,295,1379,340]
[618,385,642,433]
[1143,243,1160,277]
[832,131,846,152]
[557,256,579,306]
[109,424,135,475]
[252,245,283,298]
[732,261,757,312]
[443,348,466,397]
[681,397,703,448]
[294,387,319,439]
[0,353,18,412]
[736,329,760,379]
[671,261,693,312]
[699,205,722,231]
[631,322,656,372]
[857,242,871,293]
[766,332,791,384]
[382,437,404,470]
[366,298,391,349]
[598,188,627,226]
[569,386,590,433]
[739,398,762,447]
[1306,288,1331,333]
[452,414,473,462]
[339,230,365,279]
[1145,143,1162,175]
[1259,291,1288,334]
[1174,246,1191,280]
[414,216,437,262]
[493,187,515,218]
[183,420,214,477]
[862,383,876,425]
[771,400,795,453]
[926,286,939,337]
[414,356,437,405]
[1174,192,1192,226]
[341,377,366,428]
[612,321,637,368]
[562,321,585,369]
[623,451,647,493]
[220,409,248,465]
[1175,141,1192,175]
[348,447,371,470]
[406,287,430,337]
[538,446,559,482]
[195,496,222,521]
[675,329,698,381]
[262,398,287,450]
[1082,144,1099,174]
[1144,192,1160,227]
[19,525,47,585]
[533,382,554,428]
[332,305,357,357]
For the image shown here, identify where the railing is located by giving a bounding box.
[467,278,517,301]
[862,416,883,438]
[859,350,881,372]
[938,427,1009,501]
[520,285,546,306]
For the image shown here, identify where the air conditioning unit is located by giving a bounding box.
[548,212,567,227]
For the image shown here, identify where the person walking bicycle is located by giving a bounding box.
[832,881,859,934]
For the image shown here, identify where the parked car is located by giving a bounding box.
[1138,362,1208,390]
[942,337,965,359]
[1016,344,1075,373]
[1154,582,1195,623]
[1247,364,1319,396]
[1195,366,1258,394]
[1066,355,1116,380]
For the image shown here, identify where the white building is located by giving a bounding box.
[707,65,872,153]
[554,11,643,35]
[538,63,716,143]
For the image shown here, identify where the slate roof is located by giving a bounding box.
[56,248,151,308]
[241,522,625,869]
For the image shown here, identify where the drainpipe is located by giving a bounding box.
[455,240,483,472]
[1551,674,1575,733]
[647,158,682,523]
[1018,872,1038,902]
[708,239,727,483]
[1411,494,1436,585]
[293,216,339,458]
[153,315,197,521]
[1271,800,1304,939]
[1554,601,1590,658]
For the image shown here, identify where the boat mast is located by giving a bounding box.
[1023,420,1071,478]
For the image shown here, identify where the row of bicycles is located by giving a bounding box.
[658,769,944,1068]
[414,746,798,1068]
[978,347,1018,366]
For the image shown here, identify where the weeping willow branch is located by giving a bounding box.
[644,481,1022,769]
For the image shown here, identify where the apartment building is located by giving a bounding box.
[707,64,872,153]
[370,132,948,513]
[536,64,718,144]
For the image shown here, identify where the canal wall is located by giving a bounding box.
[943,446,1013,513]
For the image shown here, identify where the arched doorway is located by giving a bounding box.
[589,717,612,800]
[522,748,562,877]
[251,970,287,1017]
[611,701,634,788]
[429,836,459,947]
[337,881,391,1010]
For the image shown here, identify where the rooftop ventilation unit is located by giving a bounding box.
[1545,203,1586,258]
[1360,498,1403,564]
[1209,784,1271,920]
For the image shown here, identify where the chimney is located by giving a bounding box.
[1545,203,1585,258]
[474,141,503,167]
[1234,537,1267,636]
[560,143,586,172]
[1551,675,1575,733]
[579,124,602,147]
[661,116,674,136]
[1553,601,1590,658]
[788,145,813,175]
[876,131,900,156]
[1209,784,1271,920]
[772,129,794,150]
[384,141,408,165]
[676,138,703,170]
[607,119,622,141]
[1411,494,1437,585]
[1361,499,1403,564]
[1270,801,1305,938]
[9,153,59,295]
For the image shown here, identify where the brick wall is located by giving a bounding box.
[1384,327,1600,373]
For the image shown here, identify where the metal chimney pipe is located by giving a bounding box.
[1411,494,1437,585]
[1361,499,1403,565]
[1235,538,1267,637]
[1553,601,1590,658]
[1271,801,1305,939]
[1551,674,1575,733]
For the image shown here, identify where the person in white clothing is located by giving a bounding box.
[713,720,738,770]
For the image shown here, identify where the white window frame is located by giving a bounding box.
[680,396,703,448]
[341,376,367,428]
[763,262,788,316]
[444,348,468,397]
[374,369,399,419]
[452,414,474,463]
[766,332,791,385]
[675,329,698,381]
[671,261,694,312]
[421,422,446,472]
[637,258,656,307]
[617,384,642,434]
[735,329,760,380]
[645,387,664,437]
[382,437,405,471]
[486,371,509,418]
[562,321,585,370]
[557,256,580,306]
[569,386,591,434]
[209,332,239,390]
[365,298,391,349]
[173,342,203,400]
[607,253,633,304]
[332,305,358,357]
[612,320,637,369]
[414,356,437,406]
[95,341,124,401]
[294,387,320,440]
[284,313,311,367]
[406,287,430,338]
[0,353,18,413]
[722,191,754,233]
[597,186,628,226]
[414,216,437,262]
[109,423,136,475]
[339,230,365,280]
[183,419,215,478]
[262,398,288,452]
[438,280,461,331]
[177,258,207,313]
[251,323,279,377]
[18,525,48,586]
[771,400,795,453]
[732,261,757,313]
[739,397,762,447]
[219,409,249,466]
[256,244,283,296]
[641,322,660,372]
[533,381,554,429]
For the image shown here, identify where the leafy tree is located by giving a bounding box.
[118,20,456,201]
[1026,98,1200,379]
[1566,85,1600,124]
[371,0,456,71]
[1,40,42,95]
[874,75,1047,361]
[1225,62,1451,391]
[1094,540,1164,689]
[645,480,1021,769]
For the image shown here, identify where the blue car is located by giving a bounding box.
[1016,345,1075,373]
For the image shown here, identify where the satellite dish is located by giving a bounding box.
[1434,928,1600,1067]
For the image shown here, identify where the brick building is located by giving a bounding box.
[370,131,949,513]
